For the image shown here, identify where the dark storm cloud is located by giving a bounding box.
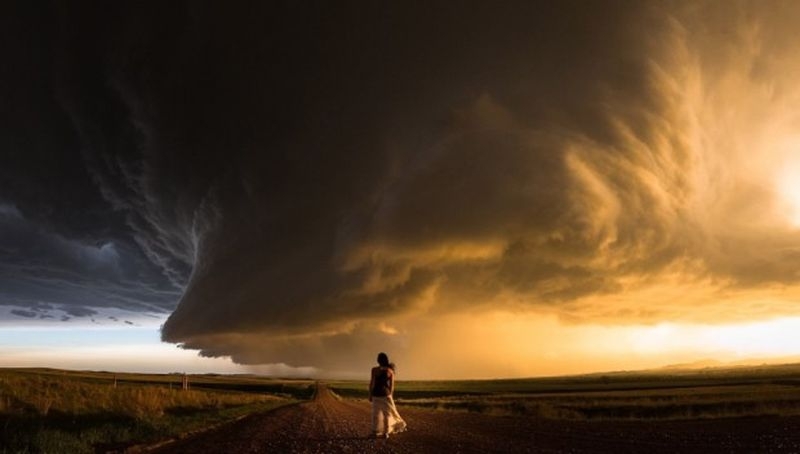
[1,3,184,317]
[10,309,37,319]
[4,1,800,370]
[0,204,179,313]
[153,0,671,341]
[62,306,97,318]
[30,303,54,312]
[8,301,55,320]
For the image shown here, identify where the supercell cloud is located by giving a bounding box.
[3,1,800,374]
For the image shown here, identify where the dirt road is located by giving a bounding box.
[156,383,800,453]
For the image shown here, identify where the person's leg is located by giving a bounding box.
[381,401,391,437]
[371,398,382,436]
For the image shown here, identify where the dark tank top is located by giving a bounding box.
[371,367,392,397]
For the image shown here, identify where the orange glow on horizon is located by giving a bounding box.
[393,312,800,379]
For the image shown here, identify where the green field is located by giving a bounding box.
[329,363,800,420]
[0,368,314,454]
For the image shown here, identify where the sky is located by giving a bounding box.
[2,1,800,379]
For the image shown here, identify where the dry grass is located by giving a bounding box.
[0,369,311,453]
[0,372,279,420]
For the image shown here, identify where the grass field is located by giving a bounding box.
[7,363,800,453]
[0,368,314,454]
[329,363,800,420]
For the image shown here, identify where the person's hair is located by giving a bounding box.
[388,362,396,371]
[377,352,389,367]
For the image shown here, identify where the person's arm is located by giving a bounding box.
[388,369,395,396]
[368,368,375,402]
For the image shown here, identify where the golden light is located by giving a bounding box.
[630,317,800,359]
[776,148,800,228]
[701,317,800,357]
[398,311,800,379]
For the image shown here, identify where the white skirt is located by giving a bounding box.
[387,395,407,433]
[371,396,407,435]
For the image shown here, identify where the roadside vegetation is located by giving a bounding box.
[329,363,800,420]
[0,368,314,454]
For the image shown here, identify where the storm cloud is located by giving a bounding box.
[4,1,800,374]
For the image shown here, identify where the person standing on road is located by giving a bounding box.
[369,352,401,438]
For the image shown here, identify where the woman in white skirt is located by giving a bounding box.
[369,352,406,438]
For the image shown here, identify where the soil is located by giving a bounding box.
[153,384,800,453]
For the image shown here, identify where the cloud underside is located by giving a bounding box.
[4,2,800,371]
